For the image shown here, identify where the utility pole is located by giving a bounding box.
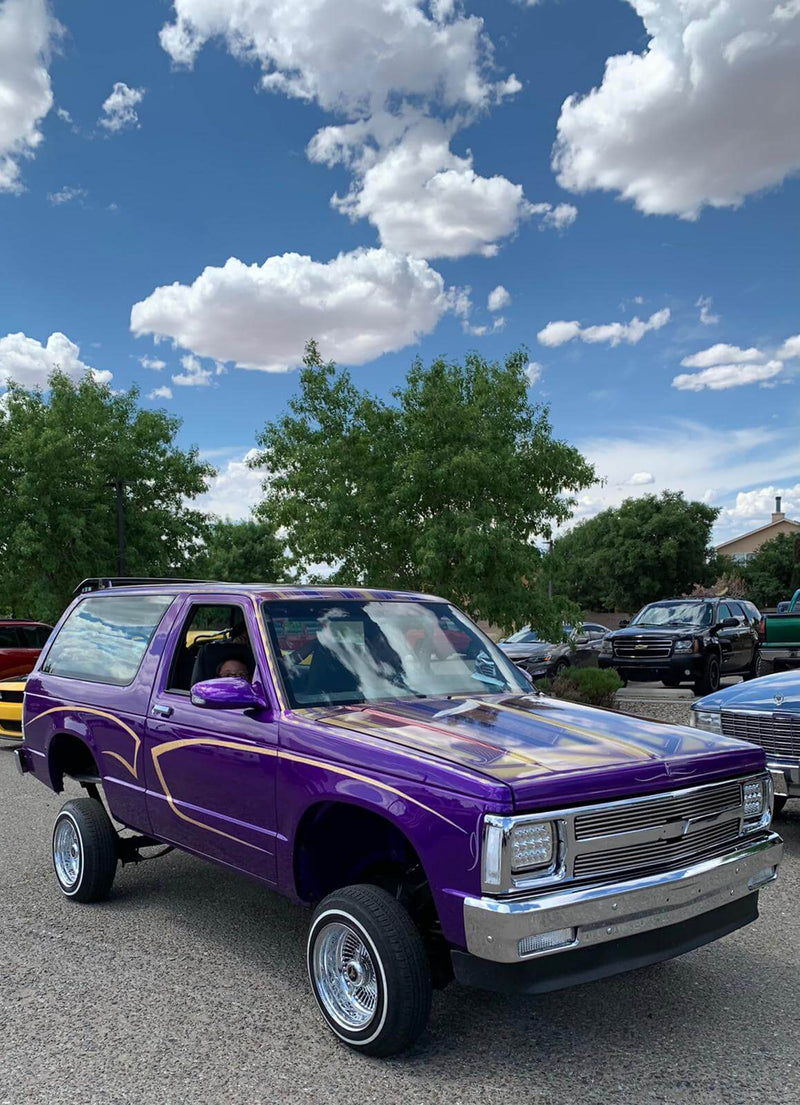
[107,479,127,576]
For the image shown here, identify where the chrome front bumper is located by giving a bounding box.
[463,832,782,964]
[770,763,800,798]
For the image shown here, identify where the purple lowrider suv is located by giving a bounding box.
[17,583,782,1055]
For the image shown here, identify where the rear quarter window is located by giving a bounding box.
[41,595,173,686]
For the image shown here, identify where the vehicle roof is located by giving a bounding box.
[75,583,446,603]
[0,619,52,626]
[643,598,717,605]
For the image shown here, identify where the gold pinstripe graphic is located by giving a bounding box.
[455,697,660,760]
[28,705,142,778]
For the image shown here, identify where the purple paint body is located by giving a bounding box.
[20,584,773,954]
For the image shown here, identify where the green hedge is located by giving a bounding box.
[535,666,623,708]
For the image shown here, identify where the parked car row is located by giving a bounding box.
[497,622,609,678]
[6,578,789,1056]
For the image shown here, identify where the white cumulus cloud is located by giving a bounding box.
[723,484,800,524]
[131,247,463,371]
[672,360,784,392]
[159,1,568,260]
[487,285,511,313]
[537,308,671,348]
[172,353,212,387]
[681,344,764,369]
[0,331,112,388]
[139,355,166,371]
[553,0,800,219]
[148,385,173,400]
[195,448,263,520]
[524,361,542,386]
[697,296,719,325]
[629,471,654,485]
[0,0,60,193]
[778,334,800,359]
[98,82,145,133]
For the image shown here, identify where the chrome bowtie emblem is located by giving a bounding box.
[774,694,785,707]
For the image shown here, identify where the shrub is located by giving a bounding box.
[537,666,623,708]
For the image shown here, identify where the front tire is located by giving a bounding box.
[52,798,118,902]
[694,653,720,697]
[773,796,788,817]
[307,884,432,1057]
[662,678,682,688]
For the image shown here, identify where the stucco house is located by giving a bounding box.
[716,496,800,564]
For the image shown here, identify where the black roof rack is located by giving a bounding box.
[72,577,217,596]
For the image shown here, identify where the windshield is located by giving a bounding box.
[631,602,713,628]
[504,626,539,644]
[263,599,529,708]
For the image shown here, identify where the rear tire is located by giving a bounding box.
[694,653,721,697]
[307,884,431,1057]
[52,798,118,902]
[756,655,774,678]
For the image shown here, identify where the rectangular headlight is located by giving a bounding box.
[509,821,555,872]
[743,779,766,819]
[691,710,721,733]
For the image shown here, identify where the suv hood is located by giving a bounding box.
[611,625,695,640]
[305,693,763,810]
[696,668,800,713]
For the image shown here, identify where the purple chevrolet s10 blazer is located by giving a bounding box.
[16,583,783,1055]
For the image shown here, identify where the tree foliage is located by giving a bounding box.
[252,342,596,636]
[742,533,800,608]
[192,519,286,584]
[548,491,719,612]
[0,372,214,622]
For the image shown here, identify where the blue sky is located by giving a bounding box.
[1,0,799,542]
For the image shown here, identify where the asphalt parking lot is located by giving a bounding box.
[1,746,798,1105]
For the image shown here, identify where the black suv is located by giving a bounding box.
[598,598,759,695]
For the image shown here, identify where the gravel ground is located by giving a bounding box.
[1,745,799,1105]
[615,698,694,726]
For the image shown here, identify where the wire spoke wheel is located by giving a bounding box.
[312,922,379,1031]
[53,817,82,889]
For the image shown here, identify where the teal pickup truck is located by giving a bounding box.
[758,589,800,676]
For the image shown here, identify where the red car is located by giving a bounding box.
[0,620,53,679]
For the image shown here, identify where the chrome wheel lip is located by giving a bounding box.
[311,920,380,1032]
[53,816,82,890]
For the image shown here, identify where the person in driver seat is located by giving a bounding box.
[216,657,251,681]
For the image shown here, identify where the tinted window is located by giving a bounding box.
[631,602,713,628]
[18,625,52,648]
[0,627,19,648]
[726,602,745,622]
[42,595,173,686]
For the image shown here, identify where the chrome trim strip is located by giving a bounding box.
[465,831,782,964]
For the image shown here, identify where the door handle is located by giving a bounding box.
[151,703,173,718]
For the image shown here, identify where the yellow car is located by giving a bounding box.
[0,677,25,742]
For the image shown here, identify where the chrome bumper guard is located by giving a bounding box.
[463,832,782,964]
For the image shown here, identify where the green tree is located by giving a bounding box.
[0,372,214,622]
[548,492,719,612]
[192,519,286,583]
[743,533,800,607]
[251,342,596,637]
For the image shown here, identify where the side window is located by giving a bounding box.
[166,603,257,693]
[726,602,745,623]
[717,603,732,622]
[19,625,52,648]
[42,595,173,686]
[0,627,18,648]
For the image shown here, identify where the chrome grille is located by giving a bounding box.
[573,818,740,879]
[574,781,742,840]
[721,710,800,763]
[614,636,673,659]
